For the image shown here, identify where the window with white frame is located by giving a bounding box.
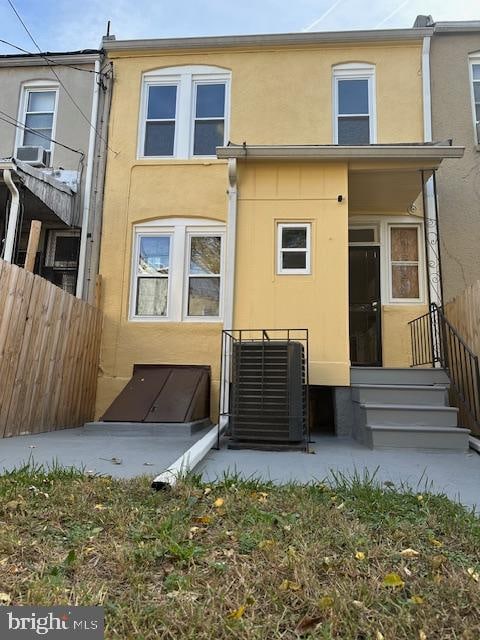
[470,58,480,143]
[186,234,222,316]
[17,85,58,157]
[333,64,375,145]
[131,219,225,321]
[277,223,311,275]
[134,233,172,316]
[389,226,421,301]
[140,66,230,159]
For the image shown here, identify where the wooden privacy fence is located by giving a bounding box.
[0,258,102,437]
[445,280,480,360]
[445,280,480,436]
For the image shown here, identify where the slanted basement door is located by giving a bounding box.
[101,365,210,423]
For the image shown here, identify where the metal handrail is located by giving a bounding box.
[409,303,480,434]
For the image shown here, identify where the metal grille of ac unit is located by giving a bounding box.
[229,341,306,445]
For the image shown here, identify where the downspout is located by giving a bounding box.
[76,58,101,299]
[221,158,238,419]
[3,169,20,263]
[151,159,238,490]
[422,34,442,306]
[223,158,238,330]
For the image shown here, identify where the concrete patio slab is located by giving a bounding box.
[0,424,210,478]
[196,436,480,510]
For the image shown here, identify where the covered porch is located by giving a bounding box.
[215,143,466,451]
[0,158,80,294]
[217,142,464,373]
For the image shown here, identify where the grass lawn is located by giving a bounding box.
[0,466,480,639]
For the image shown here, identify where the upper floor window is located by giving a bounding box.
[139,66,230,159]
[17,85,58,162]
[470,57,480,143]
[333,64,376,145]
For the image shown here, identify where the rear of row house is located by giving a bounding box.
[1,17,479,448]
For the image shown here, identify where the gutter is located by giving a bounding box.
[216,144,464,161]
[76,59,101,299]
[0,53,99,68]
[3,169,20,263]
[103,27,432,53]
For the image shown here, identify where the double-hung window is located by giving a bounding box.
[187,234,222,316]
[140,66,230,159]
[17,85,58,162]
[277,223,311,275]
[131,219,225,321]
[333,64,375,145]
[134,233,171,317]
[193,83,226,156]
[144,84,178,156]
[470,58,480,143]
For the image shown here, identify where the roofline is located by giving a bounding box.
[103,27,432,53]
[216,144,465,161]
[434,21,480,34]
[0,51,100,68]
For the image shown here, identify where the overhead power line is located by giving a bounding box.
[0,38,102,74]
[0,107,84,156]
[6,0,116,155]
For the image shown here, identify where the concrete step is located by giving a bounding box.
[352,384,449,406]
[360,403,458,427]
[83,419,211,437]
[351,367,449,386]
[364,424,470,451]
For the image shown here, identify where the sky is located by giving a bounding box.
[0,0,479,54]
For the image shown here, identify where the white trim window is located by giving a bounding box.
[277,222,311,275]
[131,218,225,321]
[185,233,223,317]
[333,63,376,145]
[133,232,172,317]
[16,83,59,161]
[388,225,422,302]
[139,66,231,159]
[469,56,480,143]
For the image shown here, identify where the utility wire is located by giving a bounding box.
[0,38,103,74]
[0,107,84,156]
[6,0,116,155]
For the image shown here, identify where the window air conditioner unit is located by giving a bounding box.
[15,146,50,167]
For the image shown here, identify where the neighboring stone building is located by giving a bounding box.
[0,49,111,301]
[416,16,480,302]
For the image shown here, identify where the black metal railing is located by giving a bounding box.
[218,329,310,449]
[409,303,480,435]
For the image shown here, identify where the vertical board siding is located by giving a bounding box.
[0,258,102,437]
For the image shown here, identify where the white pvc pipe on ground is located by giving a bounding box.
[151,419,226,490]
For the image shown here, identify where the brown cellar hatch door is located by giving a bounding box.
[101,365,210,423]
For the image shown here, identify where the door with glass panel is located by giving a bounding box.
[349,242,382,367]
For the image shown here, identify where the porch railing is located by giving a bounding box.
[409,303,480,435]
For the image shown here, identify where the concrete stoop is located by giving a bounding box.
[351,367,470,451]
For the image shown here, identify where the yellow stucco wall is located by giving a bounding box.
[382,305,428,367]
[97,39,425,416]
[234,161,350,385]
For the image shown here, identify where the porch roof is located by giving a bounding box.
[216,143,464,169]
[0,159,77,227]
